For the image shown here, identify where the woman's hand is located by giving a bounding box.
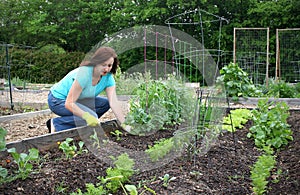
[82,112,99,126]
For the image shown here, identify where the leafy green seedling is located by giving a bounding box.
[58,138,87,159]
[159,174,176,187]
[247,99,293,149]
[0,166,8,182]
[145,138,174,162]
[110,130,123,141]
[7,147,39,179]
[250,153,276,195]
[90,129,101,149]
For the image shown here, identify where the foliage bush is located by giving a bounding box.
[1,48,84,84]
[216,62,262,98]
[264,79,297,98]
[125,73,195,135]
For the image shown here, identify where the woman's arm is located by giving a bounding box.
[65,80,86,118]
[105,85,125,123]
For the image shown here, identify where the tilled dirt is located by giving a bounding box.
[0,90,299,194]
[0,111,299,194]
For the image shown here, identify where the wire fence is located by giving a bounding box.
[276,28,300,83]
[233,28,270,85]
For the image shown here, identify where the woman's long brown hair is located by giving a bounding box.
[80,47,119,74]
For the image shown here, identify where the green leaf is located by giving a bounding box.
[0,167,8,179]
[125,185,138,195]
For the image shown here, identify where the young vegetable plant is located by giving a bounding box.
[72,153,136,195]
[222,108,252,132]
[58,138,87,159]
[250,150,276,195]
[7,147,39,180]
[0,127,40,183]
[145,138,174,162]
[89,129,101,149]
[159,174,176,187]
[110,130,123,141]
[101,153,135,193]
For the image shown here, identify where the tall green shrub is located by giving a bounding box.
[3,48,84,84]
[216,63,262,98]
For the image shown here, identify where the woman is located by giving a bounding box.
[46,47,130,132]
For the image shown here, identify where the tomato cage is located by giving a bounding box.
[163,9,238,164]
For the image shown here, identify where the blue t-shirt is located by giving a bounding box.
[50,66,115,100]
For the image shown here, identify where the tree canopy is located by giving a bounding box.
[1,0,298,52]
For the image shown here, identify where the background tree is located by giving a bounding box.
[0,0,299,82]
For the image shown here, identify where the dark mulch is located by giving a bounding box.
[0,111,299,195]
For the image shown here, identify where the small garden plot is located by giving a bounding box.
[0,71,300,194]
[0,109,299,194]
[0,80,299,194]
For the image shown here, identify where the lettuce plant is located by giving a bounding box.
[222,109,252,132]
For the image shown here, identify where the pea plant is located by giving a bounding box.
[125,74,195,135]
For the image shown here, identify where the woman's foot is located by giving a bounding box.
[46,119,55,133]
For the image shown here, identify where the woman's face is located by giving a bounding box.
[95,57,114,76]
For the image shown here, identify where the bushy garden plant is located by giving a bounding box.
[216,62,262,98]
[264,79,297,98]
[247,99,293,149]
[124,73,195,135]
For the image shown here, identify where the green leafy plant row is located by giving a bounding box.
[247,99,294,195]
[247,99,293,149]
[250,150,276,195]
[145,138,174,162]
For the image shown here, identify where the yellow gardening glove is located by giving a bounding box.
[82,112,99,127]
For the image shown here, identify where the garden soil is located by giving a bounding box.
[0,91,299,194]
